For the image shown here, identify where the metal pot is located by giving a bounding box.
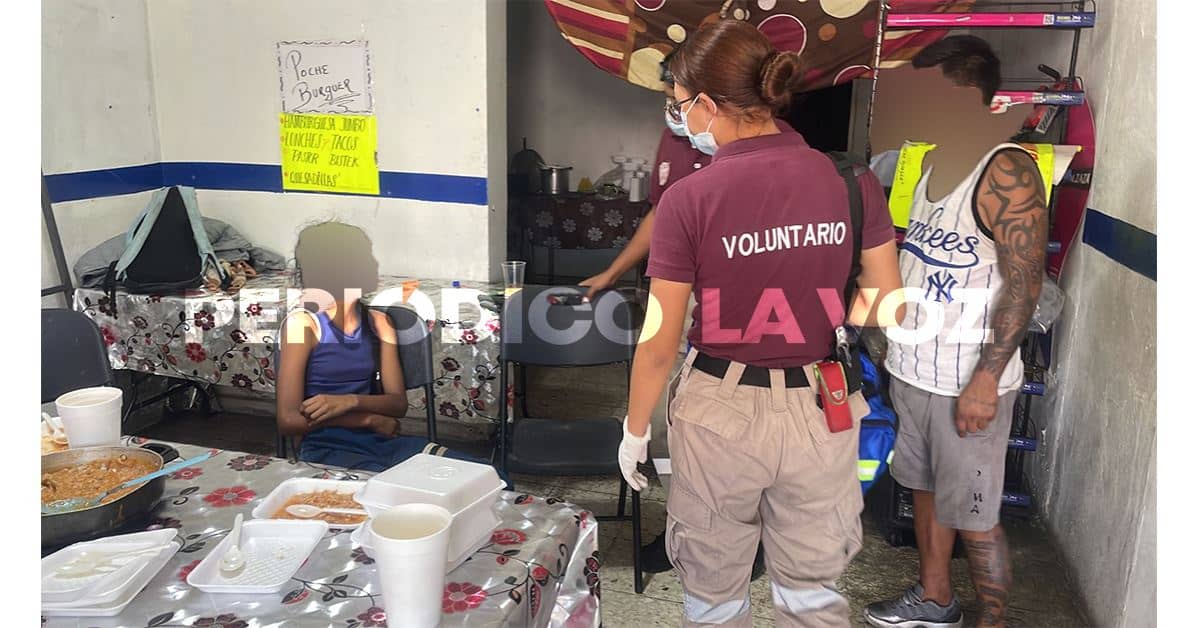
[41,442,179,549]
[540,165,572,195]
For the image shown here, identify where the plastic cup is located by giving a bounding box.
[55,386,123,448]
[368,504,454,628]
[503,261,526,298]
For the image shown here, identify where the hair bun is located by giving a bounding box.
[759,51,802,111]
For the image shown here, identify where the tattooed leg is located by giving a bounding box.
[960,526,1012,628]
[914,490,957,605]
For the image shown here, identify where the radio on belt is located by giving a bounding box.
[813,325,854,433]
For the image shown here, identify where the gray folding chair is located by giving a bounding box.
[274,305,440,459]
[496,285,644,592]
[42,309,114,404]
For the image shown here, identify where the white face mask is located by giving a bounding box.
[682,96,718,156]
[665,109,688,137]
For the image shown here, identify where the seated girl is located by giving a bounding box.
[275,222,494,474]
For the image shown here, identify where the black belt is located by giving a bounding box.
[692,352,811,388]
[691,351,863,392]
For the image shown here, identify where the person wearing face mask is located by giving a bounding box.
[582,52,798,300]
[580,50,712,298]
[617,20,903,627]
[584,49,772,582]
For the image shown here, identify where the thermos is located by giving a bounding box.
[628,172,648,202]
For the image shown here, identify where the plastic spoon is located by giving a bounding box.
[41,449,219,515]
[41,412,68,445]
[285,504,367,519]
[53,546,165,579]
[219,513,246,578]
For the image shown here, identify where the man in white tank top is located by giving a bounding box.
[865,37,1048,628]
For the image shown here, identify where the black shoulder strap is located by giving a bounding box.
[103,260,119,316]
[827,151,864,313]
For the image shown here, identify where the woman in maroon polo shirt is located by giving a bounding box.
[616,20,903,627]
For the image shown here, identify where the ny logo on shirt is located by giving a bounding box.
[924,270,958,303]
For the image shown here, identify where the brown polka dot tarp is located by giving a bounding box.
[542,0,975,93]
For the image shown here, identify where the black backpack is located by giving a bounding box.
[826,151,868,389]
[104,186,226,302]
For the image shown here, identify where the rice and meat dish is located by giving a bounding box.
[273,490,366,525]
[41,455,158,506]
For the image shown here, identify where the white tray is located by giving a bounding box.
[41,529,179,605]
[350,509,498,573]
[42,538,179,617]
[251,477,368,529]
[187,519,327,594]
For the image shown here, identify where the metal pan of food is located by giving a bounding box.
[41,442,179,549]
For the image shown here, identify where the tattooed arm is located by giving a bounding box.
[956,149,1048,437]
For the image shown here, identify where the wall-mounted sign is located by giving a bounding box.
[277,40,373,114]
[280,113,379,195]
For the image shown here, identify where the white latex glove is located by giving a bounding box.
[618,416,651,491]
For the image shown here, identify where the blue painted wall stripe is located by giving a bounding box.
[1082,208,1156,281]
[43,164,164,203]
[44,162,489,206]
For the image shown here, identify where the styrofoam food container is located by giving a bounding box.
[350,497,501,572]
[41,529,179,605]
[42,537,179,617]
[251,478,368,529]
[187,519,328,594]
[355,454,503,515]
[353,454,505,564]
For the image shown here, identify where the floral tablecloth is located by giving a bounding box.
[513,194,649,252]
[43,441,601,628]
[73,276,505,427]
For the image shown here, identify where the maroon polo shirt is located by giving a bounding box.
[649,120,795,205]
[650,129,710,205]
[647,130,893,368]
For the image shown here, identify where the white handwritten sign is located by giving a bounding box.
[277,40,372,114]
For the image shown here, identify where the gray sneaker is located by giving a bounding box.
[864,583,963,628]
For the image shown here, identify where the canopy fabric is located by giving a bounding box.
[543,0,974,93]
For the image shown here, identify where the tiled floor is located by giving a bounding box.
[508,473,1088,628]
[135,362,1089,627]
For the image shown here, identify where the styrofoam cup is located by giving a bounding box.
[55,387,122,448]
[368,504,453,628]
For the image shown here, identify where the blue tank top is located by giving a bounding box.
[303,310,376,398]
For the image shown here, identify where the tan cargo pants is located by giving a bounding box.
[666,350,869,627]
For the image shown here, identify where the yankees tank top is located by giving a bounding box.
[885,143,1025,396]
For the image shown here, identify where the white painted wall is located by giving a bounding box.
[41,0,159,298]
[485,0,508,278]
[41,0,160,173]
[507,0,663,185]
[43,0,506,285]
[1019,1,1157,625]
[145,0,500,281]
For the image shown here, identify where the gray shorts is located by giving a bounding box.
[889,377,1017,532]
